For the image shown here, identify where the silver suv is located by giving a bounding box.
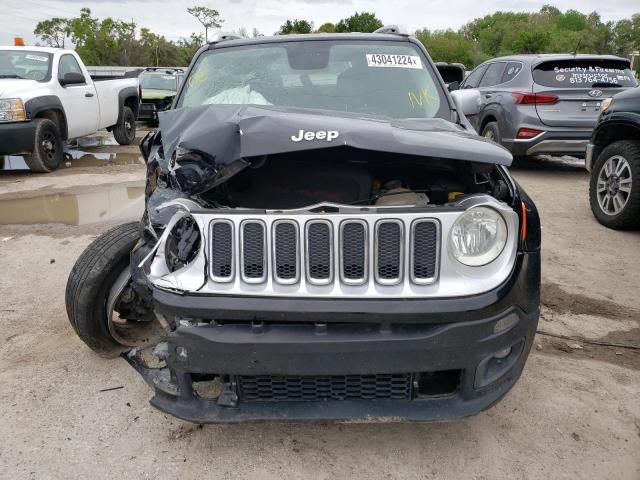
[459,54,638,158]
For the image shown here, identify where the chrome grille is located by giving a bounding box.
[306,221,332,284]
[241,221,266,282]
[273,221,298,283]
[340,221,367,284]
[411,220,438,283]
[375,221,403,284]
[210,221,233,281]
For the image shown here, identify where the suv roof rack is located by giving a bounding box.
[373,25,407,35]
[209,31,247,43]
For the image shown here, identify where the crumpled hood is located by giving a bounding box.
[158,105,513,169]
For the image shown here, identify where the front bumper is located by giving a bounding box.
[0,121,35,155]
[138,103,160,122]
[126,251,540,423]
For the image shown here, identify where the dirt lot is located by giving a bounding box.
[0,132,639,479]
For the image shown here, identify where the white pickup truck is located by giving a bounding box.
[0,46,140,172]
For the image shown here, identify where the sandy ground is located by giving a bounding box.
[0,134,639,479]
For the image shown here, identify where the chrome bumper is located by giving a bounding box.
[525,139,590,156]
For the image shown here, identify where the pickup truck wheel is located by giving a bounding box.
[589,140,640,230]
[65,222,159,357]
[24,118,63,173]
[481,122,501,144]
[112,106,136,145]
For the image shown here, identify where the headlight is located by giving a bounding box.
[449,207,507,266]
[600,98,612,110]
[0,98,26,122]
[164,215,201,272]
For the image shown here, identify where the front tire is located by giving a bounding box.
[65,222,142,357]
[589,140,640,230]
[112,106,136,145]
[24,118,63,173]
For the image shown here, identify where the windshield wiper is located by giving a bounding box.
[591,82,623,88]
[0,74,25,79]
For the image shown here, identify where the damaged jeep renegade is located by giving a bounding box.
[66,29,541,423]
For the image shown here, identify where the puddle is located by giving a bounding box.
[1,150,144,171]
[0,184,145,226]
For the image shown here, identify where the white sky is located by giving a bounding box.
[1,0,638,45]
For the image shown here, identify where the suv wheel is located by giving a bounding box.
[589,140,640,230]
[481,121,501,144]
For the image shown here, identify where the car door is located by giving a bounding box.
[55,54,99,138]
[459,63,488,129]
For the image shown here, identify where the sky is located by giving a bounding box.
[1,0,638,45]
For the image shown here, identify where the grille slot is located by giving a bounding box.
[238,373,412,402]
[376,221,403,284]
[306,221,333,284]
[340,221,367,284]
[273,221,299,283]
[411,220,439,283]
[210,221,233,281]
[241,221,266,282]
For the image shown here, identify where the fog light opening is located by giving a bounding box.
[191,374,224,400]
[414,370,462,397]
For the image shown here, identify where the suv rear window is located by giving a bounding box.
[533,59,637,88]
[178,40,448,119]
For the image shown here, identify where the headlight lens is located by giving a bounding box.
[449,207,507,266]
[600,98,612,110]
[164,215,201,272]
[0,98,26,122]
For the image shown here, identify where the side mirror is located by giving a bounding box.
[450,89,481,116]
[448,81,460,92]
[60,72,86,86]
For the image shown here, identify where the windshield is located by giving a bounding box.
[178,40,448,119]
[0,50,52,81]
[533,59,638,88]
[140,72,178,91]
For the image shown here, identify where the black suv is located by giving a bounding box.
[587,87,640,230]
[65,29,541,423]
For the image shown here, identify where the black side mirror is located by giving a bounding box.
[448,81,460,92]
[60,72,86,86]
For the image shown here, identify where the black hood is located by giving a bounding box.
[158,104,512,170]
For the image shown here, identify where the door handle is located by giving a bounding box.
[85,92,94,98]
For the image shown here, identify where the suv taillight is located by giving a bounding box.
[516,128,543,139]
[512,92,558,105]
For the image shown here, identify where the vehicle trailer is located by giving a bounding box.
[0,46,139,172]
[66,29,541,423]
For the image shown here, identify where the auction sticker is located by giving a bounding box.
[366,54,422,69]
[25,54,48,62]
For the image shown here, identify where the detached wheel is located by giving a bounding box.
[481,121,501,144]
[24,118,63,173]
[65,222,159,357]
[589,140,640,230]
[112,106,136,145]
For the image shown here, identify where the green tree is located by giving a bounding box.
[415,29,474,67]
[316,22,336,33]
[277,19,313,35]
[335,12,383,33]
[34,18,68,48]
[187,6,223,42]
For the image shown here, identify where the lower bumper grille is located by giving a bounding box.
[238,373,412,402]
